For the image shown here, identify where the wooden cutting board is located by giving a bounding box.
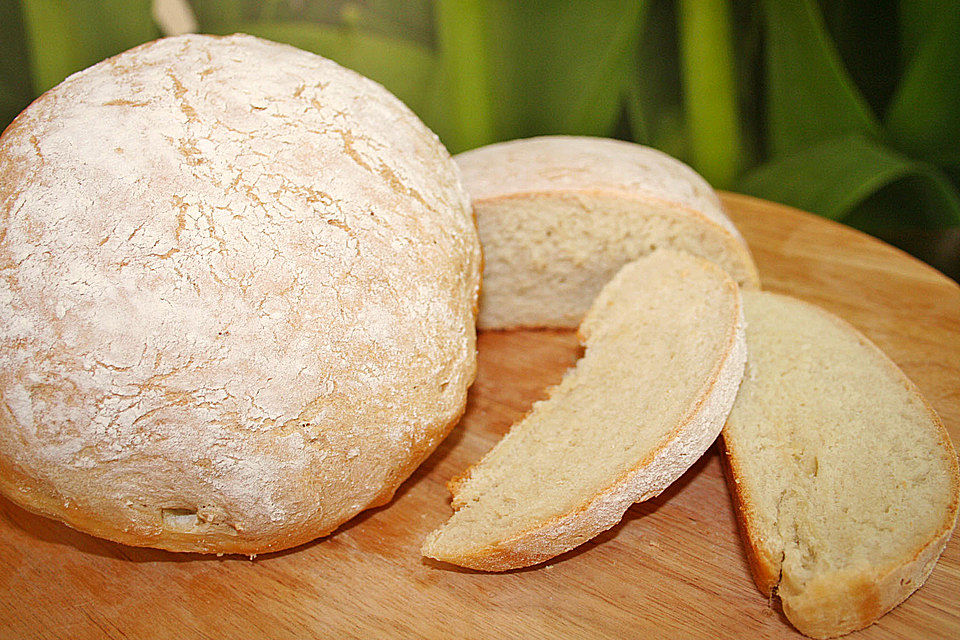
[1,193,958,639]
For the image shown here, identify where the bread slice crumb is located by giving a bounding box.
[422,250,746,570]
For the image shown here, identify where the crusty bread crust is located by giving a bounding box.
[718,437,782,596]
[780,529,953,639]
[0,34,481,554]
[721,292,960,638]
[423,255,747,570]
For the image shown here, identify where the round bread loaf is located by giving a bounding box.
[0,34,481,554]
[456,136,759,329]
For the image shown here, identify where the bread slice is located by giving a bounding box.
[455,135,760,329]
[421,251,746,570]
[721,291,960,638]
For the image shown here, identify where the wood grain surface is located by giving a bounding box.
[1,193,958,639]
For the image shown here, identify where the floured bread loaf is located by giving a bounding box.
[422,251,746,570]
[455,135,759,329]
[722,291,959,638]
[0,34,481,554]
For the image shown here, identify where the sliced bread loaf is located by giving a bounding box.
[455,135,760,329]
[422,251,746,570]
[721,291,960,638]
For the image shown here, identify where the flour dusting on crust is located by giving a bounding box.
[0,34,481,553]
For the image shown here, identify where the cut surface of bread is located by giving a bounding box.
[422,251,746,570]
[722,291,960,638]
[455,135,760,329]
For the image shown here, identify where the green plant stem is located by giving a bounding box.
[434,0,494,152]
[761,0,881,157]
[737,134,960,225]
[885,2,960,158]
[677,0,743,188]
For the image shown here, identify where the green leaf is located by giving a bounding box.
[842,175,960,233]
[328,0,435,47]
[820,0,900,115]
[931,149,960,186]
[221,21,439,124]
[737,135,960,227]
[20,0,160,93]
[627,93,689,166]
[360,0,435,46]
[482,0,647,143]
[547,1,647,135]
[885,2,960,158]
[761,0,881,156]
[650,106,688,162]
[731,0,764,171]
[625,76,653,148]
[0,1,33,131]
[678,0,743,188]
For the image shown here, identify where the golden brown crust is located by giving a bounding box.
[780,529,952,638]
[718,434,782,597]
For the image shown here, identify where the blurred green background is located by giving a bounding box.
[2,0,960,277]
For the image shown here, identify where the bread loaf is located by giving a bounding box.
[422,251,746,570]
[721,291,960,638]
[0,34,481,554]
[455,136,760,329]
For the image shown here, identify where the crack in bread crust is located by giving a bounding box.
[0,34,481,554]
